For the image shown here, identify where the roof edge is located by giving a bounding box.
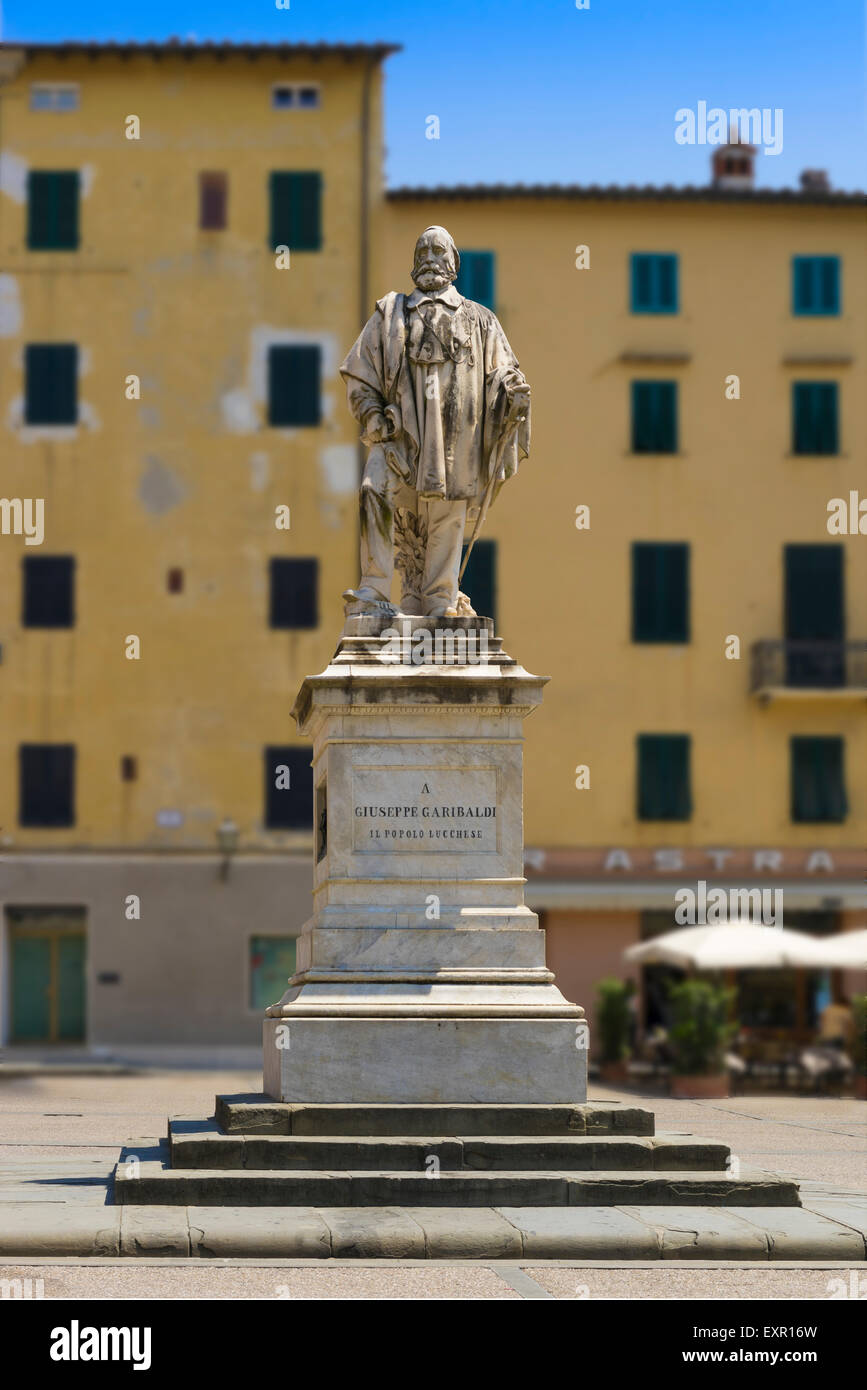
[387,182,866,206]
[0,38,402,59]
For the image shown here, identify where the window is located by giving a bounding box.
[793,256,840,315]
[269,171,322,251]
[456,251,496,310]
[199,172,227,230]
[632,542,689,643]
[460,538,497,625]
[27,171,79,251]
[19,744,76,827]
[637,734,691,821]
[167,568,184,594]
[272,84,320,110]
[30,84,79,112]
[784,544,844,687]
[631,380,677,453]
[23,556,75,628]
[631,253,678,313]
[267,344,321,426]
[793,382,838,455]
[269,557,318,629]
[25,344,77,425]
[249,936,297,1010]
[264,746,313,830]
[791,737,847,823]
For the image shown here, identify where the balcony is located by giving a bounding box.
[750,640,867,700]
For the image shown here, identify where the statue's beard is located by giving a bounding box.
[412,264,451,292]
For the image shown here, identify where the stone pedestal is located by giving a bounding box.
[263,615,586,1103]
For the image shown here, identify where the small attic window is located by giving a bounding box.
[30,84,80,112]
[272,84,320,110]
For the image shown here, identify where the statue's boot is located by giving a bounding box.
[342,585,400,618]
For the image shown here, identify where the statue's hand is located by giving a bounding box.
[506,383,530,424]
[364,411,391,444]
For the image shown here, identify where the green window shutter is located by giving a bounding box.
[267,345,321,426]
[632,381,677,453]
[456,251,496,310]
[269,557,319,629]
[792,256,840,315]
[24,344,78,425]
[632,542,689,642]
[459,538,497,624]
[19,743,76,827]
[793,382,838,454]
[264,746,313,830]
[631,254,678,313]
[637,734,692,821]
[249,936,297,1011]
[791,737,847,823]
[27,171,80,251]
[784,545,843,641]
[269,171,322,251]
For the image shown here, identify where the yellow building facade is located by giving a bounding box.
[0,40,863,1052]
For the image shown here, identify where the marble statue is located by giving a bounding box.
[339,225,531,619]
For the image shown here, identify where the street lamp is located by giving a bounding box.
[217,816,240,881]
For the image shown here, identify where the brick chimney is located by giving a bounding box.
[800,169,831,192]
[711,140,757,190]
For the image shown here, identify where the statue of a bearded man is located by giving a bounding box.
[339,225,530,620]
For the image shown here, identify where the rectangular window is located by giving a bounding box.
[632,542,689,643]
[269,171,322,251]
[272,85,321,110]
[19,744,76,827]
[30,84,80,112]
[249,936,297,1011]
[456,250,496,311]
[460,538,497,625]
[631,253,678,313]
[791,736,847,823]
[25,344,78,425]
[269,557,318,629]
[23,556,75,628]
[793,382,838,455]
[792,256,840,315]
[27,171,79,251]
[264,746,313,830]
[199,172,228,230]
[631,380,677,453]
[637,734,692,821]
[267,344,321,426]
[784,544,844,687]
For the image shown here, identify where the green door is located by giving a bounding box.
[11,936,52,1041]
[9,913,86,1043]
[57,934,86,1041]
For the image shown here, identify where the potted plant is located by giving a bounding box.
[595,976,635,1084]
[852,995,867,1100]
[667,978,736,1099]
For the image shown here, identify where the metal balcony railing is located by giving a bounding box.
[750,640,867,694]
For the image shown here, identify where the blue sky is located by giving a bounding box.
[2,0,864,191]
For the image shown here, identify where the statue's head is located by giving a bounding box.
[411,226,460,294]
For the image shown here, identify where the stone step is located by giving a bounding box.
[3,1202,861,1261]
[115,1154,798,1208]
[168,1120,727,1172]
[214,1095,656,1137]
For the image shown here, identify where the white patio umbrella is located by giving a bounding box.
[624,921,829,971]
[800,929,867,971]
